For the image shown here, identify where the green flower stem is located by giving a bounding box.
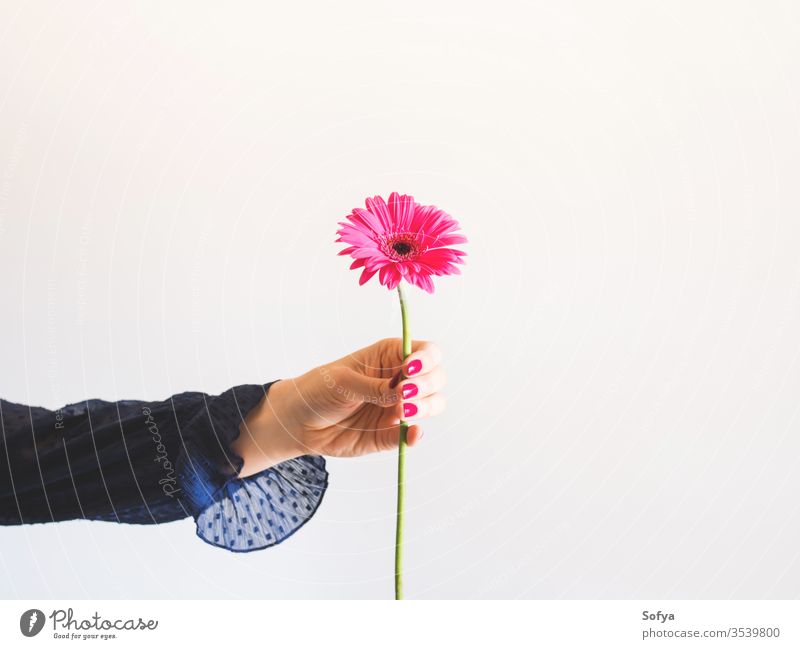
[395,283,411,600]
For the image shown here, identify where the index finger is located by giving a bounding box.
[403,340,442,378]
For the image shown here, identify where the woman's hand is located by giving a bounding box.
[232,338,446,477]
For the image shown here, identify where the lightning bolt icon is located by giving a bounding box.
[28,611,38,632]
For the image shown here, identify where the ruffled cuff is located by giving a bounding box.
[175,383,329,552]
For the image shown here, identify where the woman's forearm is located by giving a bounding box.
[232,380,305,478]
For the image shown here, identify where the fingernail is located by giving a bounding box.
[389,371,402,389]
[407,359,422,376]
[403,402,418,418]
[402,383,418,399]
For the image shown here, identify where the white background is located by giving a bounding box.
[1,0,799,599]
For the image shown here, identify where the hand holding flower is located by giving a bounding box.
[231,338,445,477]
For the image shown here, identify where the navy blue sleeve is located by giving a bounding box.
[175,383,329,552]
[0,383,328,552]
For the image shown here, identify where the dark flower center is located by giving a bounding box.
[392,241,413,256]
[382,233,423,261]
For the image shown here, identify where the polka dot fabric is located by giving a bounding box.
[192,456,328,551]
[175,382,329,552]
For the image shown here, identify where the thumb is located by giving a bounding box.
[336,367,398,408]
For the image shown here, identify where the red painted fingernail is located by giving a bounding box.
[407,359,422,376]
[403,402,418,418]
[402,383,418,399]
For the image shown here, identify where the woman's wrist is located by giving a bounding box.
[232,380,306,478]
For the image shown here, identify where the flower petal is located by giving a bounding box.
[359,267,379,285]
[409,273,435,293]
[365,195,392,231]
[433,233,468,246]
[388,192,416,231]
[379,264,402,290]
[353,208,386,235]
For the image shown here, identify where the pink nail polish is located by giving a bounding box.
[407,359,422,376]
[402,383,418,399]
[403,402,418,418]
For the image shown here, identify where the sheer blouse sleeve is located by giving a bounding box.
[0,382,328,552]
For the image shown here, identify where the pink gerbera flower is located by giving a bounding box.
[336,192,467,293]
